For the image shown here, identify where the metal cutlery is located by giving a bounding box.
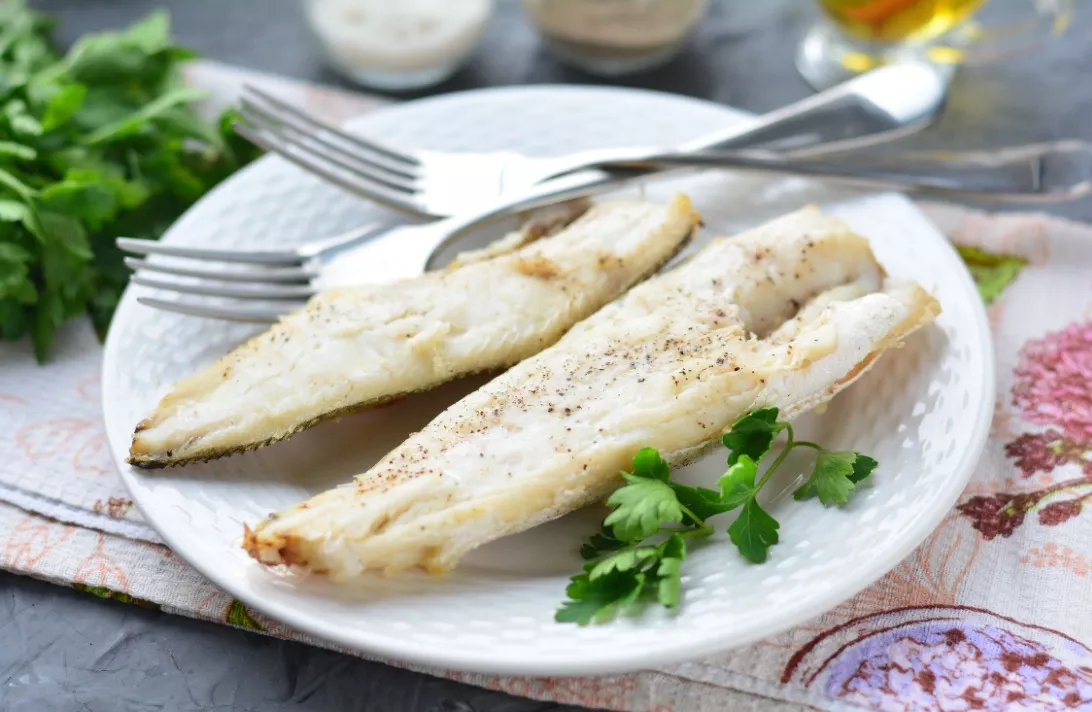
[118,173,619,322]
[599,141,1092,202]
[118,138,1089,322]
[235,62,949,218]
[119,62,951,322]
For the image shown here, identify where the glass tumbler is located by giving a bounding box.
[797,0,1072,90]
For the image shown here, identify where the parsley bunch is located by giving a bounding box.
[0,3,261,361]
[557,408,877,624]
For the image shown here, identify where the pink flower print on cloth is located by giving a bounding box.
[958,319,1092,539]
[1012,320,1092,442]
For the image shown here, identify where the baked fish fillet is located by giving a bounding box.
[244,206,940,579]
[128,196,699,468]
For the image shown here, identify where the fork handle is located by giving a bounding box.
[525,63,947,186]
[444,142,1088,250]
[431,140,1089,267]
[603,142,1091,201]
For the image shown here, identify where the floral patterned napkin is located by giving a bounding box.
[2,60,1090,712]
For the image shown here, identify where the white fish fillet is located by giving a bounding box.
[243,206,940,579]
[128,196,699,468]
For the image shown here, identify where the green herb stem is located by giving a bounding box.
[673,521,714,540]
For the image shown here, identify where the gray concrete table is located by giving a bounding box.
[4,1,1091,711]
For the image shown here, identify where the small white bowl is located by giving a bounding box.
[524,0,707,76]
[304,0,494,91]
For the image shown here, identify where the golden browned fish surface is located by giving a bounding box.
[128,196,700,468]
[243,206,940,580]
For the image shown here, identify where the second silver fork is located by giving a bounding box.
[234,62,949,218]
[119,174,604,322]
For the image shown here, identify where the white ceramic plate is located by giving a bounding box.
[103,86,993,675]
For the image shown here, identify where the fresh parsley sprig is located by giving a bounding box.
[0,3,263,361]
[556,407,877,624]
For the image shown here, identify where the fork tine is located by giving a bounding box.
[240,97,418,184]
[124,257,316,283]
[240,102,420,192]
[137,297,284,323]
[234,122,427,216]
[117,237,304,265]
[131,274,315,300]
[243,85,419,169]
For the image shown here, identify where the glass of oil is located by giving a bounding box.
[797,0,1072,90]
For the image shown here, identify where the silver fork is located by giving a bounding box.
[119,172,617,322]
[234,62,949,218]
[119,139,1092,323]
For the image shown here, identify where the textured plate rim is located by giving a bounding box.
[103,86,995,675]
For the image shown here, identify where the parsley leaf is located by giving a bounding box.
[555,567,645,625]
[588,547,660,579]
[728,499,780,564]
[716,455,761,508]
[580,524,625,560]
[669,481,736,523]
[653,534,686,608]
[558,533,688,624]
[669,454,761,525]
[794,450,869,505]
[719,454,779,563]
[604,448,682,542]
[955,244,1026,305]
[721,407,782,465]
[605,474,682,542]
[849,454,878,484]
[630,446,671,481]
